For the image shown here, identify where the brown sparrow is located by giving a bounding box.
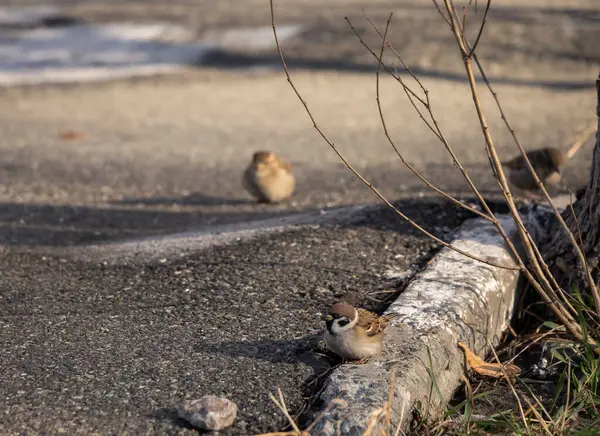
[503,123,596,194]
[242,151,295,203]
[323,303,398,360]
[503,147,566,192]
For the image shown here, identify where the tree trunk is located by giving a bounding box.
[543,73,600,291]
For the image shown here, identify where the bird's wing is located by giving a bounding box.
[278,158,293,173]
[504,148,562,175]
[503,155,524,170]
[357,308,394,336]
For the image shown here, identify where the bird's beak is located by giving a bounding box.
[322,314,333,322]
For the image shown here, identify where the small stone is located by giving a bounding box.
[178,395,238,431]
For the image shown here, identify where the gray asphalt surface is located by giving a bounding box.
[0,0,599,433]
[1,201,471,434]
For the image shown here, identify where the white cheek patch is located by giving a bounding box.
[332,313,358,334]
[331,319,347,334]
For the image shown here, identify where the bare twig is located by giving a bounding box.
[360,15,545,282]
[565,122,596,160]
[372,14,492,222]
[442,0,585,338]
[454,0,599,318]
[485,342,531,434]
[350,16,429,109]
[471,39,600,317]
[467,0,491,58]
[270,1,517,271]
[432,0,452,27]
[268,388,302,435]
[365,6,582,338]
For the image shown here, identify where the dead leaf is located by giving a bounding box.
[59,130,85,141]
[457,341,521,379]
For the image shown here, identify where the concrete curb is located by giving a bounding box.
[313,215,519,435]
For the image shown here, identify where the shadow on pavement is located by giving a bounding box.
[151,408,198,432]
[194,334,327,366]
[114,193,253,207]
[0,192,526,248]
[197,50,594,91]
[0,200,313,247]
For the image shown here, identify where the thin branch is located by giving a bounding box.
[359,17,503,220]
[442,0,584,339]
[363,13,563,300]
[363,2,582,342]
[355,7,582,328]
[449,3,468,55]
[486,341,530,433]
[362,16,501,224]
[269,0,517,271]
[471,45,600,316]
[351,16,429,108]
[447,1,571,299]
[528,232,579,317]
[565,122,596,160]
[432,0,452,27]
[361,10,431,104]
[467,0,491,58]
[372,14,493,221]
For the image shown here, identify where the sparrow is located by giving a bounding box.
[242,151,295,203]
[323,302,398,361]
[502,123,596,195]
[503,147,565,193]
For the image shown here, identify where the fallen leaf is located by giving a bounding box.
[457,341,521,379]
[59,130,85,141]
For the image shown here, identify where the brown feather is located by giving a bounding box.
[279,158,293,173]
[503,148,565,172]
[356,309,397,337]
[329,303,357,320]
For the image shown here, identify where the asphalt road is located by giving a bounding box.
[0,201,472,434]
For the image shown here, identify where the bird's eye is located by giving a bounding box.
[337,319,349,327]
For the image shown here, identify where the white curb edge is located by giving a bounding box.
[312,215,519,434]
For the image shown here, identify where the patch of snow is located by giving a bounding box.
[0,20,306,85]
[0,22,213,85]
[209,24,304,51]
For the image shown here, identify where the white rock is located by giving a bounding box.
[178,395,238,431]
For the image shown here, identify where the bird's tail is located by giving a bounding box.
[565,122,597,161]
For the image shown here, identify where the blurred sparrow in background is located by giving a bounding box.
[243,151,295,203]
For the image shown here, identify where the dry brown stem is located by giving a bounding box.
[269,0,516,271]
[371,14,493,222]
[355,13,559,299]
[469,52,600,317]
[442,0,587,339]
